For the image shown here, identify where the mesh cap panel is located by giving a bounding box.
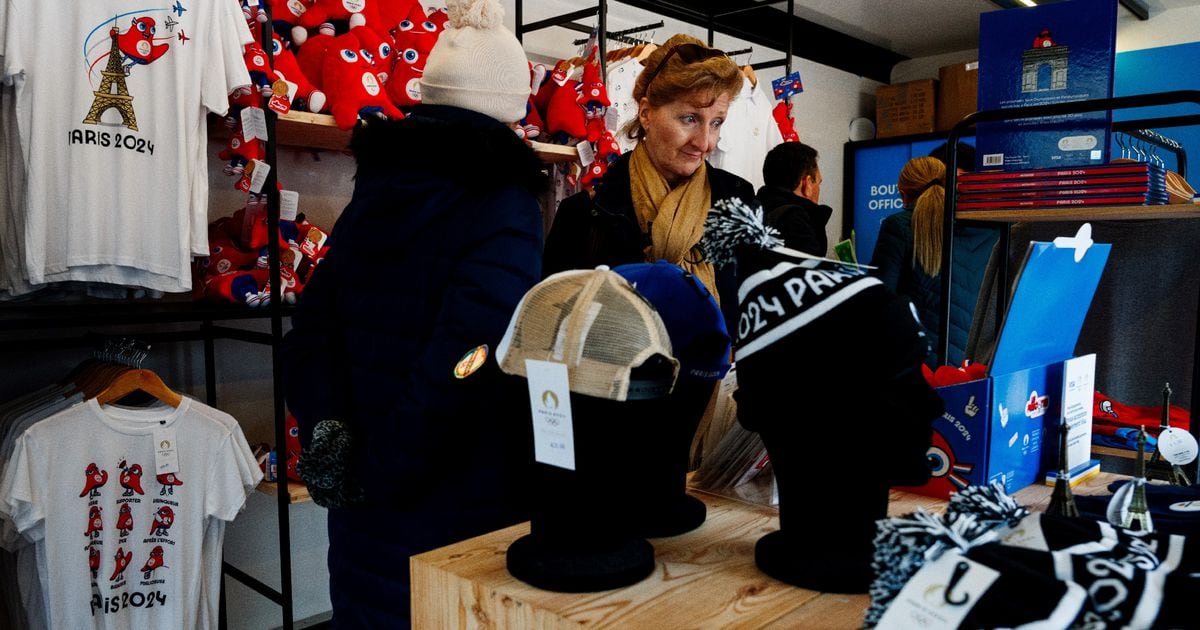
[497,268,679,401]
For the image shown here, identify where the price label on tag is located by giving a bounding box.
[279,190,299,221]
[875,553,998,629]
[525,359,575,471]
[1158,427,1198,465]
[248,159,271,193]
[241,106,269,141]
[154,427,180,475]
[576,140,596,167]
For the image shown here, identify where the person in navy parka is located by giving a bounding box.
[282,1,545,626]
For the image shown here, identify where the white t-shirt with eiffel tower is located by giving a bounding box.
[0,0,250,292]
[0,397,261,629]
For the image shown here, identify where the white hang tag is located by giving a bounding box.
[279,190,300,221]
[241,106,269,141]
[525,359,576,471]
[153,427,180,476]
[576,140,596,167]
[248,160,271,193]
[1157,427,1198,465]
[875,552,999,629]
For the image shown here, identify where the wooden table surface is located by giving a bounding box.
[410,473,1121,629]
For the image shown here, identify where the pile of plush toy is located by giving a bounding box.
[195,200,331,307]
[220,0,449,146]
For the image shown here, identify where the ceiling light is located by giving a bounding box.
[1018,0,1037,5]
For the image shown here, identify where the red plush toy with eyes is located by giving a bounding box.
[271,33,327,112]
[350,25,395,84]
[321,32,403,129]
[358,0,425,41]
[385,16,441,106]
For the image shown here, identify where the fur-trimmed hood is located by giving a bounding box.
[349,104,548,195]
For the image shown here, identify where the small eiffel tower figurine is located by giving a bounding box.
[1046,419,1079,518]
[1147,382,1191,486]
[82,25,138,131]
[1121,426,1154,533]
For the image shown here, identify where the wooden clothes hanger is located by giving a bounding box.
[95,368,183,408]
[635,42,658,62]
[741,65,758,88]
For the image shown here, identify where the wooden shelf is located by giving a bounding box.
[256,479,311,504]
[214,111,580,164]
[275,111,352,152]
[956,201,1200,223]
[528,140,580,163]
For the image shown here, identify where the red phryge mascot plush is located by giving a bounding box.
[271,33,327,112]
[386,16,442,106]
[350,25,396,84]
[296,0,368,38]
[320,32,403,129]
[265,0,313,45]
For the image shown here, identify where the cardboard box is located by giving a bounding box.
[875,79,937,138]
[899,229,1111,499]
[936,61,978,131]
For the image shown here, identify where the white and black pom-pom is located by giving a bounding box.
[865,484,1030,627]
[701,197,782,268]
[948,481,1030,526]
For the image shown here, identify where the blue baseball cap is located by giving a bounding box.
[613,260,732,382]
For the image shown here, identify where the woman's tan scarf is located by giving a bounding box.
[628,144,719,304]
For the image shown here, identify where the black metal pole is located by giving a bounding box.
[260,11,294,630]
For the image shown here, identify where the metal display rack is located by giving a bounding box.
[938,89,1200,480]
[514,0,902,83]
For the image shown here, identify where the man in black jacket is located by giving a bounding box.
[756,142,833,256]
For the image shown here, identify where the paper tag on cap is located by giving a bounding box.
[153,427,180,475]
[876,552,998,629]
[525,359,575,471]
[1157,427,1198,465]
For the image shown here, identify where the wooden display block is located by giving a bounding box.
[410,475,1121,629]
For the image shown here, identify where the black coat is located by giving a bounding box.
[755,185,832,257]
[282,105,546,627]
[543,152,755,330]
[870,208,999,367]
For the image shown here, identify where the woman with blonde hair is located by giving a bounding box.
[871,155,998,368]
[542,33,754,330]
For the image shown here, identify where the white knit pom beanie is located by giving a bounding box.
[420,0,530,123]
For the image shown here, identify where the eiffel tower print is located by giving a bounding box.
[83,27,138,131]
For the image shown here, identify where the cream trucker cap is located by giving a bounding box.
[496,267,680,401]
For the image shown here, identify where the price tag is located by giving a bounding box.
[279,190,299,221]
[875,553,998,629]
[241,106,269,141]
[153,427,180,475]
[248,159,271,193]
[576,140,596,167]
[1157,427,1198,465]
[525,359,575,471]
